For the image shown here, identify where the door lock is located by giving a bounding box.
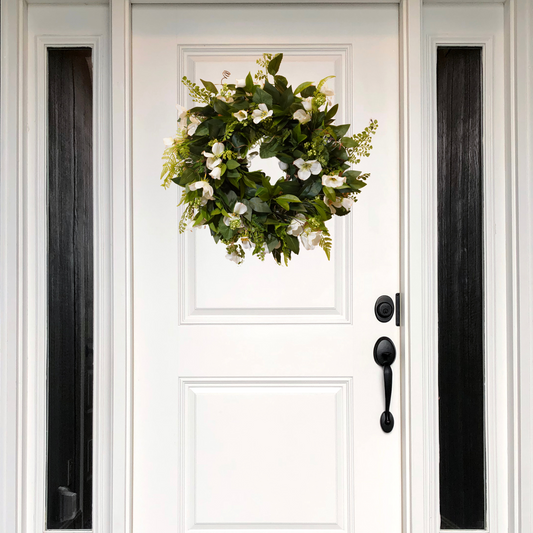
[374,295,394,323]
[374,336,396,433]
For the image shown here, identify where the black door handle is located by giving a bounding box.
[374,337,396,433]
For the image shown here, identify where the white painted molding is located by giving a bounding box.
[110,0,134,532]
[399,1,441,533]
[0,2,24,533]
[506,0,533,532]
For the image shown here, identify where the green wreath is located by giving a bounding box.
[161,53,378,265]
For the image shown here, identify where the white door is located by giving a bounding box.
[132,4,400,533]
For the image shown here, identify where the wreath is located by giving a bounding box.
[161,53,378,265]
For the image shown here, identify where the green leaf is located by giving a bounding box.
[267,53,283,75]
[274,75,288,93]
[349,179,367,191]
[277,194,301,203]
[344,170,362,181]
[266,234,280,252]
[217,217,234,240]
[249,197,271,213]
[213,99,230,115]
[301,85,316,98]
[253,88,273,107]
[200,79,218,94]
[325,104,339,122]
[263,79,281,104]
[323,186,337,202]
[260,138,281,159]
[300,178,322,199]
[280,86,294,110]
[245,72,254,93]
[294,81,313,96]
[279,181,301,195]
[178,167,199,186]
[285,234,300,254]
[341,136,357,148]
[226,159,240,170]
[331,124,350,139]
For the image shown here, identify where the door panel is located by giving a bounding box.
[132,5,400,533]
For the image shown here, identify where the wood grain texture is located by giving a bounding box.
[47,48,93,530]
[437,47,485,530]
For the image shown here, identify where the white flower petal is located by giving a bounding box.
[293,109,311,124]
[212,142,224,157]
[298,169,311,181]
[293,158,305,169]
[258,103,268,112]
[233,202,247,215]
[210,167,222,180]
[235,78,246,88]
[163,137,174,147]
[310,161,322,174]
[279,161,289,171]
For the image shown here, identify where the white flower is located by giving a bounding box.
[302,97,313,111]
[226,250,243,264]
[326,196,354,214]
[252,103,273,124]
[223,202,248,227]
[300,229,322,251]
[188,116,201,136]
[322,174,346,188]
[235,79,246,88]
[240,236,253,250]
[202,142,224,170]
[176,104,188,121]
[293,109,312,124]
[279,161,289,171]
[293,158,322,181]
[233,202,247,215]
[210,166,222,180]
[163,137,174,147]
[233,110,248,122]
[287,214,306,236]
[189,181,214,205]
[255,79,265,88]
[320,82,335,105]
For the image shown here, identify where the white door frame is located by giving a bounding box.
[1,1,532,533]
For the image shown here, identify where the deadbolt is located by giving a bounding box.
[374,295,395,323]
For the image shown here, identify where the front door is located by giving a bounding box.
[132,4,401,532]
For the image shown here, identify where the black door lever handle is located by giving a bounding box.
[374,337,396,433]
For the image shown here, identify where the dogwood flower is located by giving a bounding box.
[322,174,346,188]
[294,158,322,180]
[320,82,335,105]
[189,181,214,205]
[252,103,273,124]
[217,94,234,104]
[176,104,188,121]
[202,142,224,170]
[240,236,253,250]
[210,166,222,180]
[302,97,314,111]
[226,250,243,264]
[300,229,323,250]
[235,79,246,88]
[279,161,289,171]
[287,214,306,236]
[188,116,201,136]
[326,196,354,213]
[293,109,311,124]
[233,110,248,122]
[223,202,248,228]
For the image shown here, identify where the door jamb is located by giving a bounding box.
[1,1,532,533]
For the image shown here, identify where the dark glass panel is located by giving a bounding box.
[47,48,93,530]
[437,47,486,530]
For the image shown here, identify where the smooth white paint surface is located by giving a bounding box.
[132,4,400,533]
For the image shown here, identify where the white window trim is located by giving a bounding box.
[1,1,531,533]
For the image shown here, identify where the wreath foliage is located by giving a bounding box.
[161,53,378,265]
